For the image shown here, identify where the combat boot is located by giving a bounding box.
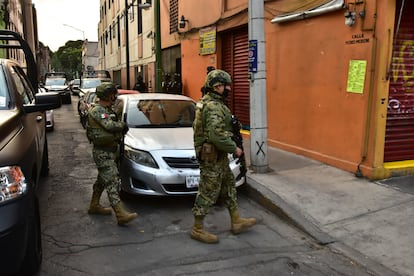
[230,210,256,234]
[190,216,219,244]
[113,203,138,225]
[88,190,112,215]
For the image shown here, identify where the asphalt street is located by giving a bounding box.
[35,96,378,275]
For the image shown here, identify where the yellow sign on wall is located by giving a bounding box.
[199,27,216,55]
[347,60,367,94]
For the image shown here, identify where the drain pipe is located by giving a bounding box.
[356,0,378,177]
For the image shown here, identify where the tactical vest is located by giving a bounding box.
[86,106,122,147]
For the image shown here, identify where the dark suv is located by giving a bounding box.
[43,72,72,104]
[0,30,60,275]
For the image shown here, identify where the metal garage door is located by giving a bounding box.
[222,28,250,128]
[384,0,414,162]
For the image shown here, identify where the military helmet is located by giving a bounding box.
[96,82,117,100]
[205,69,232,89]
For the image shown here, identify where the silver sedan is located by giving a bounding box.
[115,93,245,196]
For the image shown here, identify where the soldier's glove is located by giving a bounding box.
[122,125,129,135]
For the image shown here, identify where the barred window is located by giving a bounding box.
[169,0,179,34]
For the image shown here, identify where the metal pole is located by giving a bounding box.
[248,0,269,173]
[125,0,131,89]
[155,0,162,92]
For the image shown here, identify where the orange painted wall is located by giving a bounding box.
[264,0,396,178]
[266,10,374,173]
[174,0,398,178]
[180,34,218,100]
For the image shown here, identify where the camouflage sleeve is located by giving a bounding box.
[204,101,236,153]
[89,105,125,133]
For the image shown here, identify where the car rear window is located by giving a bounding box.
[127,99,195,127]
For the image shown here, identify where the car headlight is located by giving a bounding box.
[0,166,27,203]
[124,145,158,168]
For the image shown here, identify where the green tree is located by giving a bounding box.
[51,40,83,79]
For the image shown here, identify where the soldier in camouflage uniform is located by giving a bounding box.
[86,82,137,226]
[191,69,256,243]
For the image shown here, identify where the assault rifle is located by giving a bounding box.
[231,115,247,180]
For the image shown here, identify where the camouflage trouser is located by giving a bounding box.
[192,155,238,217]
[92,148,121,206]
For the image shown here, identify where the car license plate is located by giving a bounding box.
[186,176,200,188]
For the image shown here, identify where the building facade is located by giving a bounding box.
[82,40,99,73]
[0,0,47,83]
[98,0,156,90]
[99,0,414,180]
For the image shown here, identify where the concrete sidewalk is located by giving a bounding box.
[241,140,414,276]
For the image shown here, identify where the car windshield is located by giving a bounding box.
[81,79,101,89]
[45,78,66,86]
[126,99,195,127]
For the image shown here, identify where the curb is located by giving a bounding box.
[242,176,401,276]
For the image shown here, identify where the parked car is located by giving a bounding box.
[38,87,55,131]
[114,93,245,196]
[69,78,81,96]
[0,30,61,275]
[82,69,111,80]
[45,109,55,131]
[43,72,71,104]
[78,77,102,98]
[79,89,139,129]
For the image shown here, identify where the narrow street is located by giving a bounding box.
[36,96,372,275]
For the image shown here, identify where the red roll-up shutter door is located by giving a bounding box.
[222,28,250,127]
[384,1,414,162]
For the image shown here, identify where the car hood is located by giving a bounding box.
[124,127,194,151]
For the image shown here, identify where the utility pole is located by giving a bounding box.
[124,0,131,89]
[248,0,269,173]
[154,0,162,92]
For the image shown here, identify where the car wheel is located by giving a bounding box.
[40,137,49,177]
[20,196,42,275]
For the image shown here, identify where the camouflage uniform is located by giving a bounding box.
[192,91,238,216]
[190,69,255,243]
[88,102,125,207]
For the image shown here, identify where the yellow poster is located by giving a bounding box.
[199,27,216,55]
[347,60,367,94]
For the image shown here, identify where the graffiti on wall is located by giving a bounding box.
[387,40,414,115]
[391,40,414,86]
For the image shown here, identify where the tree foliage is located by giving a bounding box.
[50,40,83,80]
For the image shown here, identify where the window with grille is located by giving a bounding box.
[169,0,178,34]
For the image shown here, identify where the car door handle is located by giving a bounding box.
[36,115,43,122]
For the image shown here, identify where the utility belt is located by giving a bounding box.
[93,145,118,152]
[200,143,225,162]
